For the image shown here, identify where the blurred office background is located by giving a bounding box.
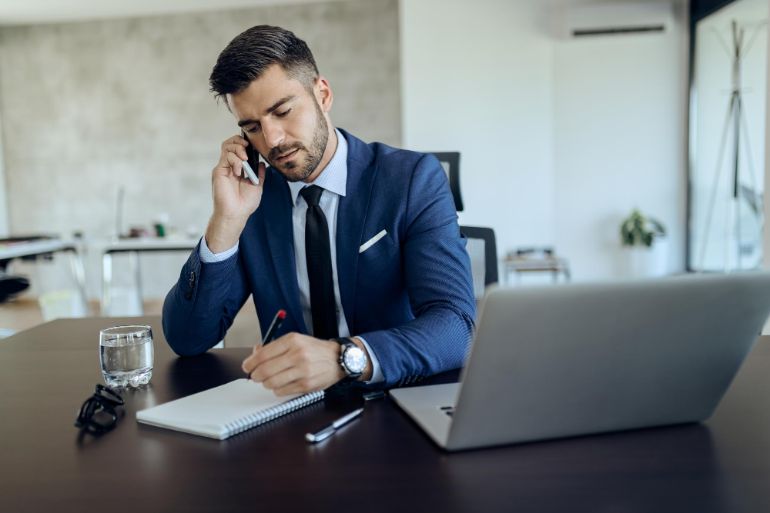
[0,0,767,332]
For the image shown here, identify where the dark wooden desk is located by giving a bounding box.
[2,318,770,513]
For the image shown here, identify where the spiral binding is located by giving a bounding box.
[222,390,325,437]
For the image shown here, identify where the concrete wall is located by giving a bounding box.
[0,0,400,298]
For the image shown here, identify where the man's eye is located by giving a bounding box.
[244,125,260,133]
[275,109,291,118]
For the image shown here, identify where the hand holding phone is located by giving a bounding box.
[206,134,264,252]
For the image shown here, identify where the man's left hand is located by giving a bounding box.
[241,333,345,395]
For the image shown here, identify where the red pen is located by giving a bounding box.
[261,309,286,345]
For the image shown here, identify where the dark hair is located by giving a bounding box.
[209,25,319,100]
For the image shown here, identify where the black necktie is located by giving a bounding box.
[300,185,339,339]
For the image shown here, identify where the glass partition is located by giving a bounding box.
[688,0,768,271]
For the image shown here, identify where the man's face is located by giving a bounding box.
[227,64,331,182]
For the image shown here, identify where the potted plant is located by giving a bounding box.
[620,209,667,278]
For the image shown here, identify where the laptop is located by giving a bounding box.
[389,272,770,451]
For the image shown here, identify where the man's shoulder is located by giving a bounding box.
[374,142,426,162]
[343,129,438,177]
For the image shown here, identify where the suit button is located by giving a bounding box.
[185,271,195,300]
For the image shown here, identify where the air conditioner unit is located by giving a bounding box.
[561,2,673,38]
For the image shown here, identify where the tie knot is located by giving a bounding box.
[300,185,324,207]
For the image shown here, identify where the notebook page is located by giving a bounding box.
[136,379,304,439]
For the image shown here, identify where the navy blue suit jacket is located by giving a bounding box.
[162,130,476,387]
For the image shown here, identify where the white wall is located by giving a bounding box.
[552,1,688,280]
[400,0,555,259]
[400,0,688,282]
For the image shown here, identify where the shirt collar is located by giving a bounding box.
[288,128,347,206]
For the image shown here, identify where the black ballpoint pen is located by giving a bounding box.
[305,408,364,443]
[261,309,286,345]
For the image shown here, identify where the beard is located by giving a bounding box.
[269,101,329,183]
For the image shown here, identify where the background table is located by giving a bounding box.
[98,238,197,314]
[0,237,87,307]
[503,253,571,284]
[2,317,770,512]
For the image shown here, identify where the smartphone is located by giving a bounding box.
[240,131,261,186]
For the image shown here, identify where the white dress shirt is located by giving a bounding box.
[200,129,383,383]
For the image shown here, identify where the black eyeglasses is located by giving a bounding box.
[75,384,125,434]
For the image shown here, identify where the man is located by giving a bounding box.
[163,25,475,393]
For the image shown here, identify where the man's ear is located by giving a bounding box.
[314,76,334,113]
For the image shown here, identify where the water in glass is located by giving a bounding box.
[99,325,154,388]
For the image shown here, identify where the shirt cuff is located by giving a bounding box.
[357,336,384,384]
[199,236,239,263]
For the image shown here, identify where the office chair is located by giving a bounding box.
[460,226,498,300]
[0,274,29,303]
[0,238,34,304]
[430,152,463,211]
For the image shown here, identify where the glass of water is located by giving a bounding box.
[99,325,154,388]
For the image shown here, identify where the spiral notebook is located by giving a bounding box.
[136,379,324,440]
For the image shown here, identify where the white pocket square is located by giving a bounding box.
[359,229,387,253]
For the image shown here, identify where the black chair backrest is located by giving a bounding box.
[460,226,498,294]
[430,152,463,211]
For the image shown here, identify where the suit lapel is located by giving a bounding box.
[336,130,377,333]
[262,168,306,333]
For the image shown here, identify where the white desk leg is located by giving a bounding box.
[102,253,112,316]
[67,249,89,314]
[131,251,144,315]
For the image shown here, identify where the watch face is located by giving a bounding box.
[343,345,367,374]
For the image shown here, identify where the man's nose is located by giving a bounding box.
[261,120,285,150]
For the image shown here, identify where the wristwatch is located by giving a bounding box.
[335,338,368,380]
